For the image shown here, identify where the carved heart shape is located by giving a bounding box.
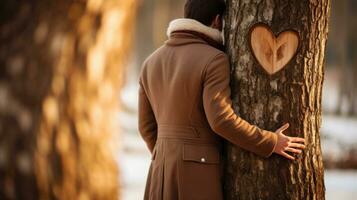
[250,24,299,75]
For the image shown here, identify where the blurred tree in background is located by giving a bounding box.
[134,0,184,72]
[0,0,136,199]
[329,0,357,116]
[224,0,330,199]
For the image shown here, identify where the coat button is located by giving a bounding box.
[201,158,206,162]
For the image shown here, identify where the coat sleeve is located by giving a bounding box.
[138,76,157,153]
[202,53,278,158]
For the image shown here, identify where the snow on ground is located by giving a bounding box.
[325,170,357,200]
[118,133,150,200]
[321,115,357,145]
[321,115,357,167]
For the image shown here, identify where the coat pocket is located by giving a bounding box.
[179,144,223,200]
[182,144,220,164]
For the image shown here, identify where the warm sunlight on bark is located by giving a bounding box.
[35,1,136,199]
[0,0,136,199]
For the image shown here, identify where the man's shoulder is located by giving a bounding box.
[194,44,228,68]
[189,42,226,58]
[142,45,166,65]
[139,45,167,81]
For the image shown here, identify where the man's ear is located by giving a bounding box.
[211,15,222,31]
[211,15,219,28]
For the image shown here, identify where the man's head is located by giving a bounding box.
[184,0,226,31]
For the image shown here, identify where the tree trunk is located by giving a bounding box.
[223,0,330,199]
[0,0,136,199]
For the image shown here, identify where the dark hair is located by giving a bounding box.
[184,0,226,26]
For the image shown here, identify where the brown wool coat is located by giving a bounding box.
[138,20,278,200]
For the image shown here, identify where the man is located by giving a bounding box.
[138,0,306,199]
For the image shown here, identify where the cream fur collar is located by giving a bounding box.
[166,18,223,44]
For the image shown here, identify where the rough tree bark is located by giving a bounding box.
[223,0,330,199]
[0,0,136,199]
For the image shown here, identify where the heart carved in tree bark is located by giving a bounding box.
[250,24,299,75]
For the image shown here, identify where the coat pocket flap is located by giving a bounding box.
[182,144,220,164]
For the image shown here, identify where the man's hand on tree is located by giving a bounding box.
[273,123,305,160]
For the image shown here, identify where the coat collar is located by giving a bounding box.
[166,18,223,44]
